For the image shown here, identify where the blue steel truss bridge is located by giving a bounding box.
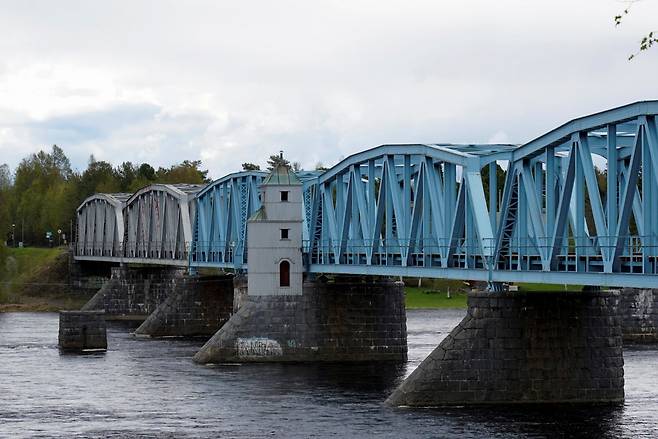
[74,101,658,289]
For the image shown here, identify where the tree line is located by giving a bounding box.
[0,147,323,247]
[0,145,209,246]
[1,143,617,248]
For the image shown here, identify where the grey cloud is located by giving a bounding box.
[0,0,657,179]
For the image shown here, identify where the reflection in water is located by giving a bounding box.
[0,310,656,438]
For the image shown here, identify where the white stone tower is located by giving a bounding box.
[246,162,303,296]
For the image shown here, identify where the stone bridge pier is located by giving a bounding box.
[387,290,625,406]
[193,275,407,363]
[81,265,234,337]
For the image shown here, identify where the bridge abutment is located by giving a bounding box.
[386,290,624,406]
[193,276,407,363]
[68,253,115,296]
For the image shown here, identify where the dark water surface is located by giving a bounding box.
[1,309,657,438]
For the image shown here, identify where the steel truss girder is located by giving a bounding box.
[123,184,197,262]
[75,194,125,258]
[306,147,498,271]
[190,171,266,269]
[305,101,658,287]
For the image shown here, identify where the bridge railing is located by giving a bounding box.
[189,240,240,266]
[122,241,190,260]
[304,234,658,275]
[74,241,124,258]
[305,237,497,268]
[73,240,191,261]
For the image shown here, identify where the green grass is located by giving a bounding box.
[1,246,64,285]
[516,282,584,292]
[0,246,87,311]
[404,286,468,309]
[404,281,586,309]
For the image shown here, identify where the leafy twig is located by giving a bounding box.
[628,31,658,59]
[614,0,657,60]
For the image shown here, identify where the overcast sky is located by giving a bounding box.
[0,0,657,179]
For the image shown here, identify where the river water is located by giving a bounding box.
[1,309,657,438]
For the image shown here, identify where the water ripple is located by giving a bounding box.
[0,311,656,438]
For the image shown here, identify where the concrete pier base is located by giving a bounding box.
[193,277,407,363]
[387,290,624,406]
[59,311,107,351]
[619,288,658,343]
[134,274,234,337]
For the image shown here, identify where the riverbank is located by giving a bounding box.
[404,286,468,309]
[404,282,585,309]
[0,246,88,312]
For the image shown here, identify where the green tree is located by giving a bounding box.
[51,145,73,179]
[0,145,213,247]
[0,234,7,279]
[314,162,329,171]
[266,153,290,171]
[480,163,507,212]
[155,160,209,184]
[12,145,76,244]
[0,164,11,241]
[78,156,120,198]
[242,162,261,171]
[116,161,138,191]
[138,163,156,181]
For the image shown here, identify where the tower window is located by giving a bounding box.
[280,228,289,239]
[280,191,289,202]
[279,260,290,287]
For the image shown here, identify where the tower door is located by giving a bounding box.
[279,260,290,287]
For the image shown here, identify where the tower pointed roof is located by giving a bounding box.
[262,163,301,186]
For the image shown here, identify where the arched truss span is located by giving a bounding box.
[124,183,203,261]
[75,193,130,257]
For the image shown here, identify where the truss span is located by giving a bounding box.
[122,183,203,262]
[305,101,658,288]
[190,171,267,269]
[75,193,130,258]
[304,143,514,272]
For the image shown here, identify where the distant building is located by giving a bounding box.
[246,163,303,296]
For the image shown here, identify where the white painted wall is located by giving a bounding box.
[247,182,304,296]
[262,185,303,222]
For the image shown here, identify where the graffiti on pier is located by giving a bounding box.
[237,337,283,357]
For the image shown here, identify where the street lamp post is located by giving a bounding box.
[11,223,15,247]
